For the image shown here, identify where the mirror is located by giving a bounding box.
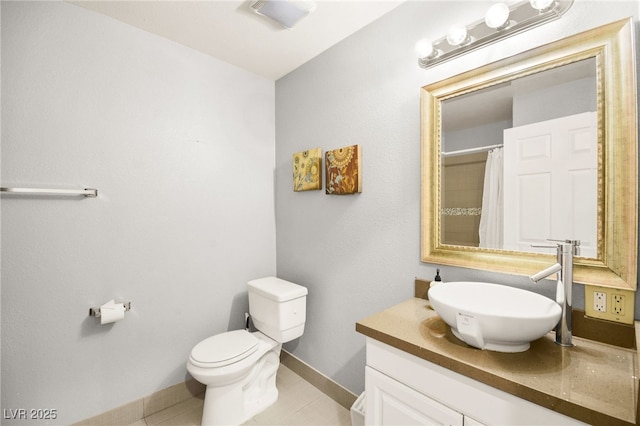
[441,58,598,255]
[421,18,637,290]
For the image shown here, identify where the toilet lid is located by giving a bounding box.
[190,330,259,367]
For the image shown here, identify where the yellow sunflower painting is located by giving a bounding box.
[293,148,322,191]
[325,145,362,195]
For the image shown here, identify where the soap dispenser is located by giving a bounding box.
[433,269,443,286]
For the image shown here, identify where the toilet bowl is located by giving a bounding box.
[186,277,307,426]
[187,330,281,425]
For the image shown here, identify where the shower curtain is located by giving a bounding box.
[479,148,503,248]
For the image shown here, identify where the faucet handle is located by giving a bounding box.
[532,239,580,255]
[547,239,580,255]
[547,238,580,246]
[530,243,558,249]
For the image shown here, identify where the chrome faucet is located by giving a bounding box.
[529,239,580,347]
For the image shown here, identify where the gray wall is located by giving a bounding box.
[444,120,512,152]
[513,76,597,126]
[1,1,276,423]
[275,0,640,395]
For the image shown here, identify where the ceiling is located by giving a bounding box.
[69,0,406,81]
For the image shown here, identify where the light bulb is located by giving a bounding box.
[485,3,510,29]
[530,0,555,11]
[446,25,469,46]
[415,38,434,59]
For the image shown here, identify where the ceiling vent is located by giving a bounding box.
[250,0,316,29]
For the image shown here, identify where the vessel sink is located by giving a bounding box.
[428,282,561,353]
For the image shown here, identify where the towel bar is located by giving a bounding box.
[0,187,98,198]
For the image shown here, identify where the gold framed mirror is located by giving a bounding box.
[421,18,637,290]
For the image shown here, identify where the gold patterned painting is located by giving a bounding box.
[325,145,362,195]
[293,148,322,191]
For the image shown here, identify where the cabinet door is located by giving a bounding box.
[464,416,487,426]
[365,367,463,426]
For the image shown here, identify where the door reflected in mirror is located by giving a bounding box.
[440,59,598,257]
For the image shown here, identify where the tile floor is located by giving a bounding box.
[128,365,353,426]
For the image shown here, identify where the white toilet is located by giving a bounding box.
[187,277,308,426]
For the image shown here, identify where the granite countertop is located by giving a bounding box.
[356,297,639,426]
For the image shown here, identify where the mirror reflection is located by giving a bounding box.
[440,58,598,257]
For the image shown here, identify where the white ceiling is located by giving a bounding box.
[69,0,407,80]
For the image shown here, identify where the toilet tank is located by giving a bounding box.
[248,277,308,343]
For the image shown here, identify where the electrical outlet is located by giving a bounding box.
[593,291,607,312]
[612,294,625,316]
[585,285,634,325]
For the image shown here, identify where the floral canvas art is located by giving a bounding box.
[293,148,322,191]
[325,145,362,195]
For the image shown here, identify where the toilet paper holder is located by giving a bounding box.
[89,301,131,318]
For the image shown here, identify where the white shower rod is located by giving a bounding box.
[442,144,503,157]
[0,187,98,198]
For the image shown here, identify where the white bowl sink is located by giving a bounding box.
[428,282,561,353]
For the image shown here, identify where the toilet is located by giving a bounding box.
[186,277,308,426]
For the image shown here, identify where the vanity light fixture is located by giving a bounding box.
[530,0,556,11]
[485,3,511,30]
[416,0,573,69]
[415,38,437,61]
[446,25,471,46]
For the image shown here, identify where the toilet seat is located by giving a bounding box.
[189,330,259,368]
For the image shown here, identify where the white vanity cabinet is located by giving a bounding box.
[364,338,586,426]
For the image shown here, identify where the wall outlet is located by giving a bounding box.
[593,291,607,312]
[612,294,625,316]
[585,285,634,325]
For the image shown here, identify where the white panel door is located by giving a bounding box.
[365,366,464,426]
[503,112,597,256]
